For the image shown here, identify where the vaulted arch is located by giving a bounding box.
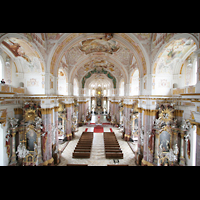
[81,68,116,89]
[151,33,198,95]
[47,33,148,81]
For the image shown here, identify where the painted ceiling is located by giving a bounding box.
[2,37,43,73]
[0,33,199,88]
[55,33,143,86]
[156,38,197,74]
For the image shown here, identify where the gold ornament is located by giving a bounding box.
[24,108,37,122]
[159,108,173,123]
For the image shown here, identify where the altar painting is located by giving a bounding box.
[159,131,171,153]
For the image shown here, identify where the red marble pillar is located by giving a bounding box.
[147,110,157,164]
[65,104,72,141]
[116,102,120,125]
[124,104,131,141]
[136,108,143,161]
[54,107,59,151]
[40,108,53,163]
[143,109,148,161]
[41,109,48,162]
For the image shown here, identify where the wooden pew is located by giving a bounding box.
[107,164,128,166]
[72,132,93,158]
[105,152,123,159]
[74,149,91,152]
[73,152,90,158]
[105,150,122,153]
[67,164,88,166]
[103,132,123,159]
[75,146,91,149]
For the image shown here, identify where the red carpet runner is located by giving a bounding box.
[93,125,104,133]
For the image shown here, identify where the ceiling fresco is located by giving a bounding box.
[155,38,197,74]
[2,37,43,73]
[49,33,148,78]
[0,33,198,89]
[79,38,119,54]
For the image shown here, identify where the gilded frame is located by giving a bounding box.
[25,124,37,153]
[158,126,172,154]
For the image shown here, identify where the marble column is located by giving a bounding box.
[143,109,149,161]
[65,104,72,141]
[136,107,143,164]
[187,120,200,166]
[54,107,59,151]
[124,104,132,141]
[147,110,157,164]
[153,132,159,165]
[47,109,52,161]
[36,129,43,166]
[179,131,186,166]
[40,108,53,162]
[78,102,82,124]
[10,129,17,166]
[116,102,120,124]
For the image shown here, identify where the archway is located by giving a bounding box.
[81,68,116,89]
[86,73,113,114]
[0,35,45,94]
[152,37,197,95]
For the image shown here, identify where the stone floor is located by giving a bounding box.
[58,115,137,166]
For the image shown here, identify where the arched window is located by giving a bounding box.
[73,78,79,96]
[119,79,124,96]
[130,69,139,96]
[58,68,68,95]
[153,38,197,95]
[92,89,95,96]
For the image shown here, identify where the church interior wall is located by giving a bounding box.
[1,33,200,166]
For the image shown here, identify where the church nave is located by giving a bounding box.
[1,33,200,166]
[58,121,136,166]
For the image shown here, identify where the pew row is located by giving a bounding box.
[72,132,93,158]
[103,132,123,159]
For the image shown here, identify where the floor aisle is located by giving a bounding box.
[58,124,136,166]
